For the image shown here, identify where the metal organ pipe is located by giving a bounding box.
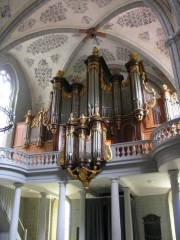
[126,52,144,121]
[65,118,76,163]
[71,83,82,119]
[112,75,123,115]
[50,71,64,131]
[87,47,101,116]
[161,84,173,121]
[77,115,89,163]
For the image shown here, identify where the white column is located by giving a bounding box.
[9,183,23,240]
[50,198,56,239]
[79,190,86,240]
[47,198,52,240]
[56,181,66,240]
[123,187,133,240]
[169,169,180,240]
[111,178,121,240]
[38,192,47,240]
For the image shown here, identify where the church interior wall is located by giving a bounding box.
[135,194,173,240]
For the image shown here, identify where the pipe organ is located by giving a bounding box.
[13,47,180,187]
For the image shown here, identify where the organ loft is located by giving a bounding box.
[13,47,180,187]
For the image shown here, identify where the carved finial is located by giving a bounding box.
[56,70,64,77]
[68,113,74,124]
[130,52,138,61]
[171,92,178,103]
[92,47,99,56]
[95,105,100,117]
[162,84,168,90]
[25,110,32,124]
[27,110,32,115]
[79,114,87,126]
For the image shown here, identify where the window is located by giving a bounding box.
[0,69,14,146]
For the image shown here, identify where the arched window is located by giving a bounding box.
[0,68,15,146]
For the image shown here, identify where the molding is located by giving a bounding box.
[166,28,180,46]
[0,0,49,48]
[150,136,180,172]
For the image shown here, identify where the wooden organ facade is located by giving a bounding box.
[13,48,180,153]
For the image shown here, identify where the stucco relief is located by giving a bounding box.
[40,2,67,23]
[117,7,157,28]
[35,59,52,89]
[27,34,68,55]
[17,19,36,32]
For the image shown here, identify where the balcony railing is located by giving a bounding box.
[0,140,153,169]
[0,118,180,170]
[150,118,180,146]
[0,148,59,169]
[111,140,152,161]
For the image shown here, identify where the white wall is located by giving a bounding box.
[0,233,9,240]
[69,199,80,240]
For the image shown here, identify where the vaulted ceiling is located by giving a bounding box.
[0,0,175,112]
[0,0,178,197]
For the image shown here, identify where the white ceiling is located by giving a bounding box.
[0,171,175,199]
[0,0,174,109]
[27,171,175,199]
[0,0,178,198]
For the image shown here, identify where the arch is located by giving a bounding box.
[165,0,180,26]
[0,1,176,91]
[143,0,174,37]
[0,0,49,44]
[142,0,180,98]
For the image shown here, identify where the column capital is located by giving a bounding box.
[110,177,119,183]
[58,180,67,187]
[122,187,130,193]
[168,169,179,177]
[40,192,47,198]
[79,190,86,197]
[14,182,24,188]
